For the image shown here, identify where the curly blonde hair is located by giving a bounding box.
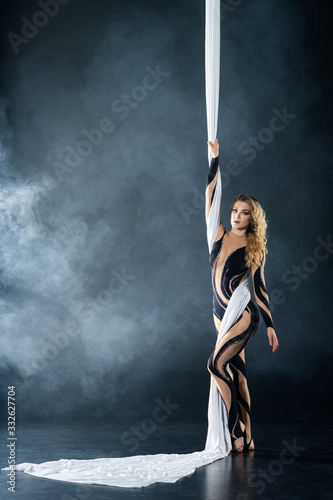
[230,194,268,268]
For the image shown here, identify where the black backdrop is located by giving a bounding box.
[0,0,332,424]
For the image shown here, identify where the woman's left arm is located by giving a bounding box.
[251,252,279,353]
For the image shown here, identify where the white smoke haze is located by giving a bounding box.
[0,0,331,419]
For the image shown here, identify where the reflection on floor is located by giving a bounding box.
[1,417,332,500]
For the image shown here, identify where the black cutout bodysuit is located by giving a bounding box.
[205,153,274,447]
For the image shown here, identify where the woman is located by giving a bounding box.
[206,137,279,453]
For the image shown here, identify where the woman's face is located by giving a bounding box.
[230,201,252,231]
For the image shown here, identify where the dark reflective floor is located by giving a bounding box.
[1,416,332,500]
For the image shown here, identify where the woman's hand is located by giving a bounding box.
[267,327,279,352]
[207,138,219,158]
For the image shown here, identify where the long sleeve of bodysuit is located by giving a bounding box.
[252,251,274,329]
[205,154,223,254]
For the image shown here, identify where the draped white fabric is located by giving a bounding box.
[2,0,251,489]
[13,451,226,488]
[205,0,220,166]
[204,0,236,457]
[206,0,222,254]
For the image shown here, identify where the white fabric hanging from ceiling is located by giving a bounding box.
[206,0,222,255]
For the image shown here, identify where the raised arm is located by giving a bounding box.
[205,139,225,253]
[251,251,279,352]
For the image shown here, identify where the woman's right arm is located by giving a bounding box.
[205,139,225,252]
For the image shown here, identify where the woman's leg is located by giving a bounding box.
[207,299,259,450]
[229,349,254,449]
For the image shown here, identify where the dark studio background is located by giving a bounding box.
[0,0,332,434]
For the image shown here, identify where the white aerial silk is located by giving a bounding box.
[206,0,222,255]
[204,0,235,456]
[3,0,250,488]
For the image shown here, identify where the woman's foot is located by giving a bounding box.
[232,436,244,453]
[243,437,255,452]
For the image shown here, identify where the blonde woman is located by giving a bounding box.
[206,138,279,453]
